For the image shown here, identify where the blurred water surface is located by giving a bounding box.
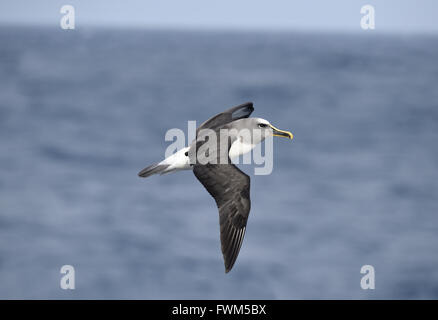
[0,26,438,299]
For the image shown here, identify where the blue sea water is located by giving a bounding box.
[0,26,438,299]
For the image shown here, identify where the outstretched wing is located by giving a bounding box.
[196,102,254,136]
[193,163,251,273]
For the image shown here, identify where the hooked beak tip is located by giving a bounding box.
[270,124,293,140]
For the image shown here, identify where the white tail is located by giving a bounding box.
[138,147,191,178]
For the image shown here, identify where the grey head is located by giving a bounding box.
[224,117,294,145]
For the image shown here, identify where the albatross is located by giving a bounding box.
[138,102,293,273]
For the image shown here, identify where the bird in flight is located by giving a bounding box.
[138,102,293,273]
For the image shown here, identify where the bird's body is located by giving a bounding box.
[138,102,293,272]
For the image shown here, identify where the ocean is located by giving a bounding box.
[0,26,438,299]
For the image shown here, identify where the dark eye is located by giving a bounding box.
[258,123,267,128]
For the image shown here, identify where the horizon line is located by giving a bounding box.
[1,21,438,37]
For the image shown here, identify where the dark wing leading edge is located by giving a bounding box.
[196,102,254,136]
[193,163,251,273]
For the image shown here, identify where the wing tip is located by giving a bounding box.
[240,101,254,111]
[224,263,234,273]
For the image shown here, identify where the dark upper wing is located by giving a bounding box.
[193,163,251,273]
[196,102,254,136]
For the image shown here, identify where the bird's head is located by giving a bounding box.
[251,118,293,142]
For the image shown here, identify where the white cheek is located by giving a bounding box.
[260,129,273,141]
